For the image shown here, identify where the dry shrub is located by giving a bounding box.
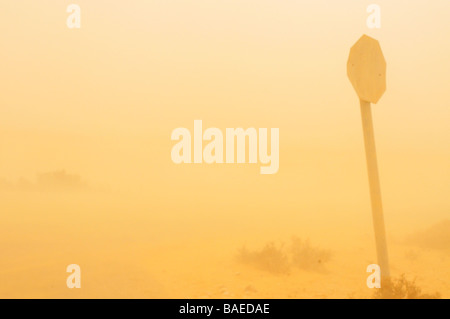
[237,243,290,274]
[407,220,450,251]
[374,275,441,299]
[291,237,331,271]
[237,238,331,274]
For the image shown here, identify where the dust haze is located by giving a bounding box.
[0,132,448,298]
[0,0,449,298]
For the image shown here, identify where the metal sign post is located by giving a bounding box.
[347,35,390,281]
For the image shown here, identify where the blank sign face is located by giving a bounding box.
[347,35,386,104]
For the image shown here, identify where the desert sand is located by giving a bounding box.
[1,191,448,299]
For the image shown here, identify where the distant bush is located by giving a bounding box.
[0,170,87,192]
[37,170,86,190]
[237,238,331,274]
[407,220,450,251]
[290,237,331,271]
[374,275,441,299]
[237,242,290,275]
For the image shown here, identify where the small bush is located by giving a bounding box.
[374,275,441,299]
[290,237,331,271]
[237,238,332,274]
[407,220,450,251]
[237,243,290,275]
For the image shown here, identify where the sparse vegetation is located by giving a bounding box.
[0,170,87,191]
[374,275,441,299]
[237,242,290,274]
[407,220,450,251]
[237,238,331,274]
[291,237,331,271]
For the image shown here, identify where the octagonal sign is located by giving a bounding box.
[347,35,386,104]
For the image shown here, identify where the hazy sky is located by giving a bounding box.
[0,1,448,221]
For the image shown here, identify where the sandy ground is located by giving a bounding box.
[0,192,448,299]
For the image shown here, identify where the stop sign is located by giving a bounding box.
[347,35,386,104]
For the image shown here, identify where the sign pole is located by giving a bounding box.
[347,35,390,282]
[360,99,390,279]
